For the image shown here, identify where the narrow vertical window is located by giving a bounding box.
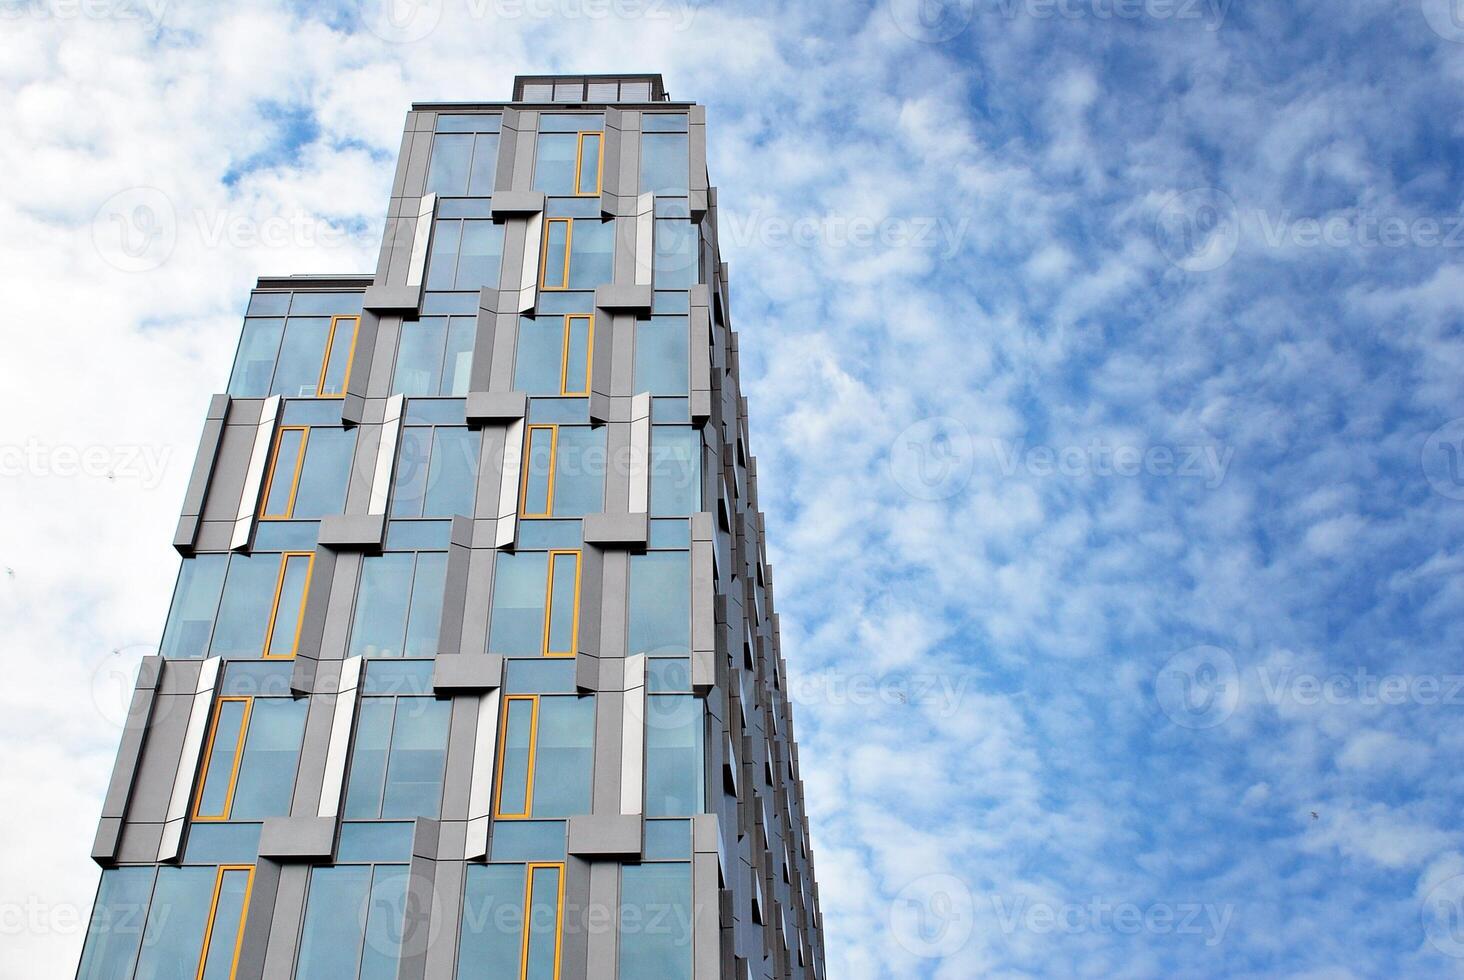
[520,425,557,518]
[194,698,250,820]
[260,427,308,519]
[263,551,313,659]
[194,696,307,821]
[561,315,592,396]
[495,696,537,818]
[543,550,580,658]
[523,863,565,980]
[575,132,602,195]
[198,866,254,980]
[619,864,692,980]
[318,315,359,397]
[540,218,571,290]
[493,695,595,819]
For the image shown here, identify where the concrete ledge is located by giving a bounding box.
[466,390,528,425]
[432,654,504,694]
[568,814,642,858]
[594,283,653,314]
[583,512,649,548]
[363,284,421,313]
[318,513,386,551]
[491,190,546,218]
[258,816,336,861]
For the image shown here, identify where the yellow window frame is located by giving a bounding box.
[573,132,604,196]
[494,695,540,819]
[543,550,581,658]
[539,217,572,291]
[196,864,255,980]
[259,426,309,520]
[193,697,254,822]
[519,424,559,518]
[317,314,360,399]
[262,551,315,659]
[520,862,566,980]
[560,315,593,396]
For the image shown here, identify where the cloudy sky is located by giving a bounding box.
[5,0,1464,976]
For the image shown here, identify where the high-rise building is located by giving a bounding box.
[75,74,825,980]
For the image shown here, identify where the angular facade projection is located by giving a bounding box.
[76,74,825,980]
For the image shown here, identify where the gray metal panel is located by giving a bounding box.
[583,512,648,547]
[258,816,336,861]
[567,813,642,857]
[343,311,381,419]
[93,655,163,862]
[438,694,482,820]
[432,654,504,693]
[488,311,521,393]
[464,390,526,425]
[586,861,620,980]
[689,105,709,221]
[466,289,498,395]
[287,684,339,816]
[398,819,440,980]
[198,410,261,523]
[317,513,387,550]
[594,282,652,313]
[424,859,464,979]
[290,546,338,694]
[436,516,473,657]
[121,690,193,823]
[490,189,546,216]
[259,863,310,979]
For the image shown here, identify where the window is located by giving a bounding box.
[259,425,356,520]
[619,864,692,980]
[539,217,614,290]
[426,218,505,291]
[76,866,153,980]
[649,427,701,515]
[629,552,690,656]
[201,551,317,659]
[393,315,475,396]
[348,552,448,658]
[514,315,594,396]
[262,551,314,658]
[494,695,595,818]
[344,692,450,819]
[159,554,229,659]
[653,219,699,289]
[194,696,307,821]
[296,864,408,980]
[426,128,499,196]
[391,424,479,517]
[226,292,364,398]
[519,425,604,518]
[534,118,603,195]
[639,132,689,196]
[488,550,581,657]
[633,315,689,395]
[458,863,565,980]
[643,695,703,817]
[83,865,254,980]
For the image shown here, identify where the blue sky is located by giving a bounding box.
[4,0,1464,976]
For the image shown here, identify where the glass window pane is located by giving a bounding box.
[545,552,579,656]
[426,220,463,291]
[505,659,578,694]
[539,113,603,133]
[345,698,395,819]
[228,318,284,397]
[360,867,409,980]
[184,824,261,865]
[230,697,306,819]
[426,133,473,196]
[392,428,432,518]
[350,554,414,658]
[534,133,577,194]
[644,696,703,817]
[650,427,700,516]
[338,822,414,862]
[403,552,448,658]
[469,133,499,196]
[522,82,553,101]
[364,659,436,696]
[456,220,504,290]
[522,427,554,516]
[654,220,699,289]
[532,697,594,816]
[393,317,447,397]
[320,317,357,396]
[423,427,479,517]
[77,867,154,980]
[642,114,688,133]
[640,134,688,195]
[489,821,566,862]
[634,315,689,395]
[291,291,362,315]
[490,552,549,655]
[265,554,312,658]
[563,316,591,395]
[498,698,535,816]
[620,81,650,101]
[459,865,526,980]
[541,220,569,289]
[210,554,279,657]
[159,555,227,659]
[132,867,216,980]
[197,699,248,818]
[619,864,692,980]
[525,865,563,980]
[514,316,564,395]
[271,317,332,397]
[296,867,370,979]
[552,426,604,516]
[646,658,691,693]
[382,697,449,818]
[199,868,251,980]
[577,133,601,194]
[567,219,614,289]
[247,291,291,316]
[629,552,690,656]
[444,316,476,396]
[262,428,305,518]
[643,819,691,859]
[292,428,355,519]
